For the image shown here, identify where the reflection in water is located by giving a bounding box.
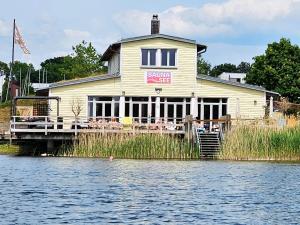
[0,156,300,224]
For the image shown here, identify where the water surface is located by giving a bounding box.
[0,155,300,224]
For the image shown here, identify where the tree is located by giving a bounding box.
[0,61,9,75]
[237,62,251,73]
[11,61,35,82]
[246,38,300,103]
[71,98,83,118]
[210,63,237,77]
[71,40,106,76]
[40,56,75,83]
[39,41,108,83]
[197,57,211,75]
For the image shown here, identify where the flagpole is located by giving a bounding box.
[5,19,15,102]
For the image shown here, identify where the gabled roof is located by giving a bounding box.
[102,33,207,61]
[39,74,120,90]
[197,74,279,95]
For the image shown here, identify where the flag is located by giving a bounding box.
[14,24,30,54]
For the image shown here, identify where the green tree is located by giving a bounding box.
[237,61,251,73]
[210,63,237,77]
[71,40,106,76]
[197,57,211,75]
[40,56,74,83]
[39,41,107,83]
[246,38,300,103]
[0,61,9,75]
[11,61,35,82]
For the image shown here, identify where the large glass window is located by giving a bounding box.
[161,49,168,66]
[161,49,176,66]
[141,49,157,66]
[88,96,119,119]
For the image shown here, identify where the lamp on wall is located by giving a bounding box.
[191,92,195,97]
[122,91,125,96]
[155,88,162,94]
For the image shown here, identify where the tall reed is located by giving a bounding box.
[58,133,198,160]
[219,124,300,161]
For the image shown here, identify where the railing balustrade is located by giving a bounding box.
[10,116,187,135]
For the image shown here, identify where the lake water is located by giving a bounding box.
[0,155,300,224]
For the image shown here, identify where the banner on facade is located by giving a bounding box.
[145,71,172,84]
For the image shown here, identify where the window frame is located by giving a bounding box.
[160,48,177,67]
[140,48,177,68]
[141,48,157,67]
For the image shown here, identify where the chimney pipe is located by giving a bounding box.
[151,14,160,35]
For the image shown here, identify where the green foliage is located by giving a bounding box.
[0,144,19,155]
[220,124,300,161]
[210,63,237,77]
[209,62,251,77]
[237,61,251,73]
[246,38,300,103]
[39,41,107,82]
[71,40,106,75]
[40,56,74,82]
[0,61,9,74]
[1,80,9,102]
[58,133,198,159]
[197,57,211,75]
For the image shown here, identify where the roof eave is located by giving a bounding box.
[101,43,121,61]
[38,74,121,90]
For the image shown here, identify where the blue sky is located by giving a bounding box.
[1,0,300,68]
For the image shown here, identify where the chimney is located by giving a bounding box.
[151,14,160,35]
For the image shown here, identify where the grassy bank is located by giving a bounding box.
[219,125,300,161]
[58,133,198,160]
[0,144,20,155]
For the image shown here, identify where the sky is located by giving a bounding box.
[1,0,300,68]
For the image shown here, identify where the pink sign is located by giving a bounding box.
[145,71,172,84]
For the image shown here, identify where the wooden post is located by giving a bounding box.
[269,96,274,118]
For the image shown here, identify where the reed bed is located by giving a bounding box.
[219,124,300,161]
[58,133,198,160]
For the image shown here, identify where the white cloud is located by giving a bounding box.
[114,0,300,37]
[64,29,91,40]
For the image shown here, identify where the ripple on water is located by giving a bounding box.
[0,156,300,224]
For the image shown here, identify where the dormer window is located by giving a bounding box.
[161,49,176,67]
[142,49,157,66]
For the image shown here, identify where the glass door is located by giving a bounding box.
[141,103,148,123]
[167,104,174,122]
[176,104,183,123]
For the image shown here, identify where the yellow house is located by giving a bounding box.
[42,15,276,128]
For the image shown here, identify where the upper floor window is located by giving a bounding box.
[161,49,176,67]
[142,49,157,66]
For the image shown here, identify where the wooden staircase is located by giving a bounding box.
[195,130,221,159]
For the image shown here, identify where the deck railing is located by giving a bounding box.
[10,116,186,135]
